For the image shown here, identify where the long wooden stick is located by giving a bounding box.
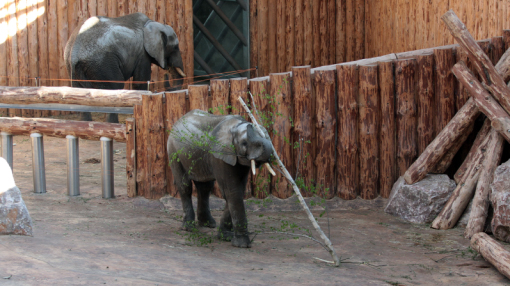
[238,96,341,266]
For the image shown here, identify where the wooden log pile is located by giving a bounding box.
[402,10,510,279]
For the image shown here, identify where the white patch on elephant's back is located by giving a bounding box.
[79,17,100,34]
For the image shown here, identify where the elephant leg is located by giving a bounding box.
[105,113,119,123]
[217,200,233,241]
[171,163,195,231]
[194,180,216,228]
[81,112,93,121]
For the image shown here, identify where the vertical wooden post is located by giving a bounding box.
[249,0,259,78]
[415,53,435,154]
[503,30,510,52]
[125,118,137,197]
[250,77,270,199]
[314,69,337,199]
[395,59,417,176]
[268,72,293,199]
[294,0,304,66]
[358,64,378,200]
[257,0,268,77]
[378,60,396,199]
[57,0,69,86]
[354,0,364,60]
[455,46,471,111]
[336,0,346,63]
[210,79,230,115]
[164,91,187,197]
[336,64,359,200]
[144,93,167,199]
[188,85,209,112]
[27,0,38,89]
[16,0,29,88]
[303,0,313,66]
[490,37,505,66]
[285,0,295,71]
[318,0,327,66]
[88,0,97,16]
[292,66,314,196]
[276,0,286,72]
[134,104,148,197]
[345,0,355,62]
[268,0,277,73]
[434,47,456,133]
[183,0,193,87]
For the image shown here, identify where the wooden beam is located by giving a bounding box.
[0,117,126,142]
[471,232,510,280]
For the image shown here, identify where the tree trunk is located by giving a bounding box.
[471,232,510,280]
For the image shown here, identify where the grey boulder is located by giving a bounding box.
[385,175,456,224]
[0,158,33,236]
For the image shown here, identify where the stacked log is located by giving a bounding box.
[401,10,510,280]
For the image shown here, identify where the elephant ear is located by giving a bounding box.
[143,21,166,69]
[210,117,243,166]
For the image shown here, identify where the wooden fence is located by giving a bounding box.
[1,0,509,91]
[131,32,510,200]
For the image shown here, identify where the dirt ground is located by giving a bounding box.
[1,133,510,285]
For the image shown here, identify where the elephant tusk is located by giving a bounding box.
[175,67,186,77]
[251,160,256,175]
[265,163,276,176]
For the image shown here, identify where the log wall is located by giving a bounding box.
[134,34,510,200]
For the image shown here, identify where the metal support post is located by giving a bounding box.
[31,133,46,193]
[100,137,114,198]
[66,135,80,196]
[1,132,13,170]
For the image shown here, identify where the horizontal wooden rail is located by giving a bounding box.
[0,117,126,142]
[0,86,148,107]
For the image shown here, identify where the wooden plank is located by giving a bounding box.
[415,53,435,155]
[354,0,364,60]
[434,47,456,133]
[97,0,107,16]
[155,0,165,91]
[328,0,335,63]
[303,0,313,66]
[292,66,314,196]
[504,30,510,52]
[15,0,29,88]
[285,0,295,71]
[345,0,355,61]
[475,0,488,40]
[57,0,69,86]
[491,37,505,65]
[249,0,258,77]
[107,0,117,17]
[250,77,270,199]
[117,0,127,16]
[318,0,327,66]
[268,72,292,199]
[37,0,49,87]
[336,64,358,199]
[294,0,303,66]
[335,0,346,63]
[88,0,97,16]
[0,0,7,88]
[395,59,417,176]
[378,60,396,199]
[134,104,148,197]
[67,0,78,38]
[455,46,471,111]
[146,0,158,87]
[314,69,336,199]
[257,0,269,76]
[27,0,38,86]
[210,79,230,115]
[125,118,136,197]
[489,0,497,38]
[268,0,277,73]
[164,91,187,198]
[276,0,286,72]
[7,0,19,89]
[312,0,320,67]
[144,93,167,199]
[188,85,209,112]
[358,64,378,200]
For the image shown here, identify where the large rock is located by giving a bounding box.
[491,159,510,242]
[0,158,33,236]
[385,175,456,224]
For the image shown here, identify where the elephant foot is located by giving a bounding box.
[180,220,197,231]
[198,215,216,228]
[217,229,234,241]
[231,235,251,248]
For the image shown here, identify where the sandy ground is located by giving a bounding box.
[1,134,509,285]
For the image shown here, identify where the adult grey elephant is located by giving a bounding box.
[64,12,186,123]
[167,110,275,248]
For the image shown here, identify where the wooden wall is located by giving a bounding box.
[250,0,510,77]
[0,0,193,92]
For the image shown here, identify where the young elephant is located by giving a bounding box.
[167,110,274,248]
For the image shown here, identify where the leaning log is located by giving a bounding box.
[442,10,510,115]
[0,86,147,107]
[0,117,126,142]
[454,119,491,183]
[403,98,480,184]
[471,232,510,280]
[465,129,504,239]
[452,62,510,143]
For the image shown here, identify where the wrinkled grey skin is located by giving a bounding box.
[167,110,274,248]
[64,12,184,123]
